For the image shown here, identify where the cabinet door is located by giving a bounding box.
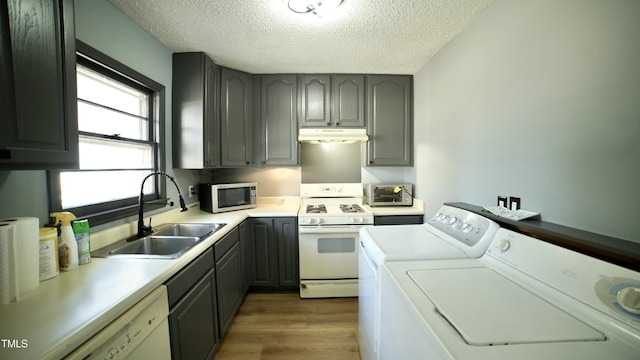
[1,1,14,155]
[172,52,219,169]
[220,67,252,167]
[203,56,220,168]
[216,242,243,337]
[275,217,299,288]
[366,75,412,166]
[260,75,298,166]
[299,75,331,127]
[239,220,252,295]
[169,269,219,360]
[249,218,278,288]
[331,75,365,127]
[1,0,78,169]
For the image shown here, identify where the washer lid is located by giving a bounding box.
[408,268,606,346]
[364,225,466,260]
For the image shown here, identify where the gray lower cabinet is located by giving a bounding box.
[259,75,298,166]
[220,67,253,167]
[166,248,219,360]
[214,227,243,337]
[374,215,424,226]
[1,0,78,169]
[366,75,413,166]
[249,217,299,291]
[172,52,220,169]
[276,218,299,287]
[239,220,252,295]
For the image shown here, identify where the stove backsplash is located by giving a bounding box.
[300,143,361,183]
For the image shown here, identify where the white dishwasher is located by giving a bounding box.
[65,285,171,360]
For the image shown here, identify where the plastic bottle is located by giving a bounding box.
[72,219,91,265]
[50,212,78,271]
[39,227,59,281]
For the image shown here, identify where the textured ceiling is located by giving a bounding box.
[107,0,494,74]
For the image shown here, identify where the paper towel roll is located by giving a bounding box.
[0,217,39,305]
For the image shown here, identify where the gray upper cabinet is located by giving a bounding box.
[172,52,219,169]
[298,75,331,127]
[366,75,413,166]
[1,0,78,169]
[259,75,298,166]
[298,74,365,128]
[331,75,365,127]
[220,67,252,167]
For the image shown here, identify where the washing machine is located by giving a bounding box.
[379,228,640,359]
[358,205,500,360]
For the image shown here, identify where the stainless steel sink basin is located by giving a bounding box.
[108,236,201,257]
[93,222,226,259]
[153,223,224,238]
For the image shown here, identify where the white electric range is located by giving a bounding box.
[379,228,640,359]
[298,183,373,298]
[358,205,500,360]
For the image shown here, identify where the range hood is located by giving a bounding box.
[298,128,368,143]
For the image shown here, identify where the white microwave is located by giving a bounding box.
[199,183,257,213]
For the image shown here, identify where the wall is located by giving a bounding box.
[411,0,640,242]
[203,167,301,196]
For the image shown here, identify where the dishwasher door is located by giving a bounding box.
[65,285,171,360]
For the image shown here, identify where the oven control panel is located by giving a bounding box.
[427,206,499,249]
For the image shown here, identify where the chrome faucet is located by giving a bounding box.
[136,171,188,238]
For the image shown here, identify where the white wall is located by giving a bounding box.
[412,0,640,242]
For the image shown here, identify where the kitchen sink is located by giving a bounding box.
[107,236,201,257]
[153,223,225,238]
[93,223,226,259]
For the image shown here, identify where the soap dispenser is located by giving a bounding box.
[50,212,78,271]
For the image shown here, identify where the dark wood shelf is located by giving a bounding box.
[445,202,640,272]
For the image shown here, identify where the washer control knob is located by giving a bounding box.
[462,223,473,233]
[440,215,449,223]
[499,239,511,252]
[448,217,458,225]
[617,287,640,315]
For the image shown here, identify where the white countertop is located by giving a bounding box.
[364,198,425,216]
[0,202,298,360]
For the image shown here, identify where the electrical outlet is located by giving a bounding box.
[509,196,521,211]
[497,196,507,207]
[188,185,195,198]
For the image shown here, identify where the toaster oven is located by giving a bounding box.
[365,184,413,207]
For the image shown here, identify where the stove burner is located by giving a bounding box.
[306,205,327,214]
[340,204,364,213]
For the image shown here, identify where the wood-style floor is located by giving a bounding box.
[213,292,360,360]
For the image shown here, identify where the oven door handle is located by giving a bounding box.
[298,225,366,234]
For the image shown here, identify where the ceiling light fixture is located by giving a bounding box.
[283,0,344,17]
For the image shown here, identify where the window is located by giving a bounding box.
[48,41,166,226]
